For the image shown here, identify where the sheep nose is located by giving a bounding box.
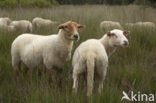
[123,40,129,46]
[73,34,79,39]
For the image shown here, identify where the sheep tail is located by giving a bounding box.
[86,55,95,96]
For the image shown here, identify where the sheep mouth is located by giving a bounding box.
[122,44,129,47]
[70,38,80,41]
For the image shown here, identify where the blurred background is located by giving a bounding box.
[0,0,155,7]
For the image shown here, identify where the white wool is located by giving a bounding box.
[125,23,134,27]
[0,17,12,26]
[11,21,84,75]
[0,17,12,31]
[11,29,74,70]
[72,29,129,96]
[135,22,156,28]
[100,21,123,32]
[10,20,33,33]
[32,17,57,29]
[125,22,156,29]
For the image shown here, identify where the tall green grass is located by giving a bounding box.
[0,0,58,8]
[0,5,156,103]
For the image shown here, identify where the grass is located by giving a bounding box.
[0,5,156,103]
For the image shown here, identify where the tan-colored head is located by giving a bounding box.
[58,21,85,41]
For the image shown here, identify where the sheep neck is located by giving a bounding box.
[57,30,73,51]
[100,35,116,57]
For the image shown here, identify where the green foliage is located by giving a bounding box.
[0,0,156,7]
[57,0,135,5]
[0,0,58,8]
[0,0,18,8]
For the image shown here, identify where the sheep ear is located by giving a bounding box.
[78,24,85,29]
[107,32,115,37]
[58,24,66,29]
[123,31,130,36]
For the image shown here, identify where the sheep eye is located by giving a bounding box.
[112,33,118,38]
[64,25,68,28]
[112,33,116,36]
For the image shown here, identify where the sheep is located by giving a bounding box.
[72,29,129,96]
[9,20,33,33]
[7,25,16,33]
[11,21,85,84]
[125,23,134,27]
[0,17,12,31]
[32,17,58,29]
[100,21,123,32]
[125,22,156,29]
[0,17,12,26]
[135,22,156,29]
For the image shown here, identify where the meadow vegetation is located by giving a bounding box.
[0,5,156,103]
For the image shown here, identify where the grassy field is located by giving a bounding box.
[0,5,156,103]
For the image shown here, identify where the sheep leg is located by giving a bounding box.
[98,77,104,94]
[56,68,63,88]
[97,66,107,94]
[13,61,21,80]
[72,72,79,93]
[49,68,55,85]
[87,69,94,96]
[86,58,94,96]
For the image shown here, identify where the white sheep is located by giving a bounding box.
[125,23,134,27]
[100,21,123,32]
[72,29,129,96]
[11,21,85,83]
[10,20,33,33]
[7,25,16,33]
[32,17,57,29]
[0,17,12,31]
[0,17,12,26]
[125,22,156,29]
[135,22,156,29]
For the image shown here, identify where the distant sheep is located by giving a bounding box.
[125,22,156,29]
[32,17,57,29]
[135,22,156,28]
[125,23,134,27]
[10,20,33,33]
[7,25,16,33]
[11,21,85,84]
[0,17,12,31]
[72,29,129,96]
[100,21,123,32]
[0,17,12,26]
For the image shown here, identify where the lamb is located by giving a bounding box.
[100,21,123,32]
[72,29,129,96]
[11,21,85,84]
[32,17,57,29]
[9,20,33,33]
